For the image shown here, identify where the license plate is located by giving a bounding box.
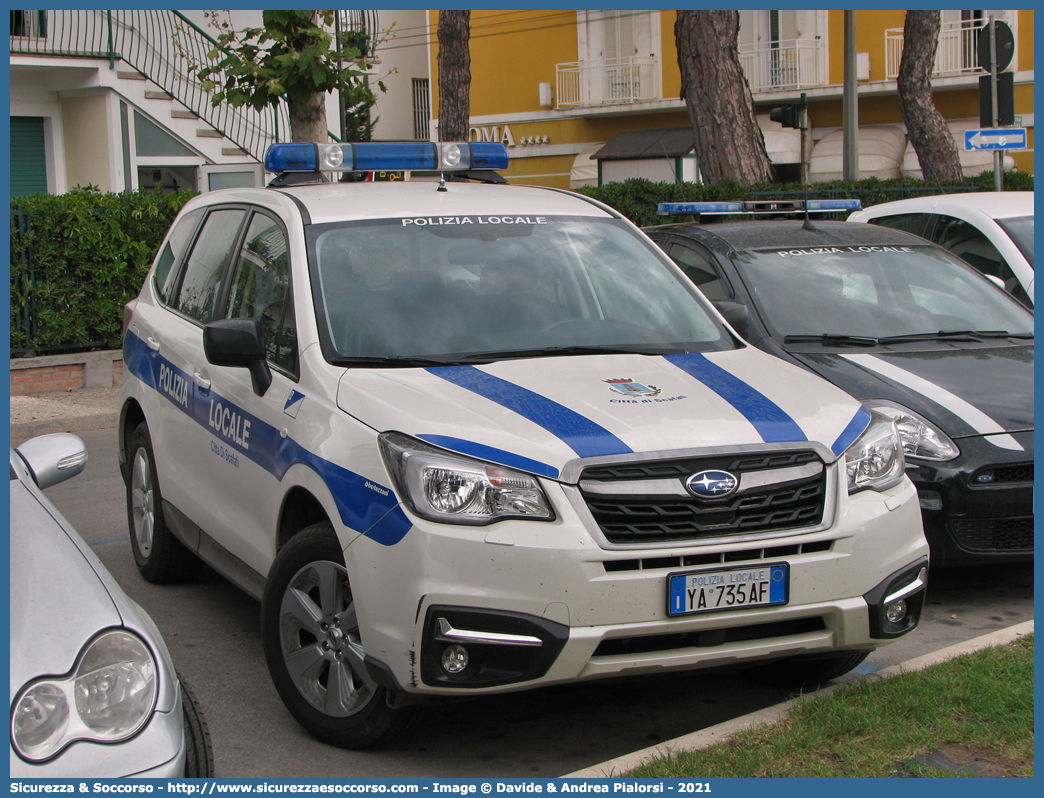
[668,563,789,616]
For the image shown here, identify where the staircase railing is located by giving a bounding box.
[10,10,289,162]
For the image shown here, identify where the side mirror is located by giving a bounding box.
[16,433,88,490]
[204,319,273,396]
[712,299,750,339]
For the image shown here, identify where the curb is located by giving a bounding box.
[562,620,1034,778]
[10,412,119,442]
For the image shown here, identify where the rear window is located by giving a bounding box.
[154,208,204,303]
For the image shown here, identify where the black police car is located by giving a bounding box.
[645,200,1033,567]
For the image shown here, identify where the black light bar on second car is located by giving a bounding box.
[264,141,510,174]
[657,199,862,216]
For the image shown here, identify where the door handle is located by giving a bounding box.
[146,336,161,351]
[193,371,211,391]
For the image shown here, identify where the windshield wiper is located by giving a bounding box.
[783,334,879,347]
[329,345,688,368]
[458,344,688,363]
[329,355,456,368]
[877,330,1033,344]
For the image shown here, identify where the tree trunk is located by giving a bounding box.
[288,92,328,143]
[437,10,471,141]
[675,10,774,186]
[898,11,964,183]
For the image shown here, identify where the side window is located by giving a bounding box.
[153,208,204,303]
[867,213,925,236]
[933,215,1016,288]
[174,209,246,324]
[667,242,729,301]
[225,213,297,374]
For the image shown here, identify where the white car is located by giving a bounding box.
[119,141,929,749]
[10,434,213,777]
[849,192,1033,308]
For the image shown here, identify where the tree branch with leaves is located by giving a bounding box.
[195,10,385,143]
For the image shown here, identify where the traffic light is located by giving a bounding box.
[770,104,803,129]
[770,93,808,130]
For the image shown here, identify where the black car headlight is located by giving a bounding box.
[11,629,158,762]
[379,432,554,525]
[870,402,959,461]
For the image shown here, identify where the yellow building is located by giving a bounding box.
[428,10,1034,188]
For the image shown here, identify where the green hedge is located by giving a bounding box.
[578,171,1034,227]
[11,187,198,354]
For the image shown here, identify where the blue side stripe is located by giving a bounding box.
[417,434,560,480]
[124,331,411,546]
[664,353,807,443]
[831,405,872,457]
[427,365,632,458]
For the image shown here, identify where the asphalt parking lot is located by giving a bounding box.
[15,419,1033,778]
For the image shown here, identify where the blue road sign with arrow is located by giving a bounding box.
[965,128,1027,150]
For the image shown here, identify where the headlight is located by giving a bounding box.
[11,630,157,762]
[844,410,906,494]
[379,432,554,525]
[870,402,959,461]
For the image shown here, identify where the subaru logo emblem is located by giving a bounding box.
[685,470,739,499]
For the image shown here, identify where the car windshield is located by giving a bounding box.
[996,215,1034,268]
[307,216,731,363]
[730,244,1034,341]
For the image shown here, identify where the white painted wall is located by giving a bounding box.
[370,10,430,141]
[10,69,67,193]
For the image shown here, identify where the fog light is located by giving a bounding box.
[441,645,469,674]
[885,599,908,624]
[917,489,943,511]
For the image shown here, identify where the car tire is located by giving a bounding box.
[746,650,872,689]
[126,422,202,583]
[261,523,423,748]
[180,675,215,778]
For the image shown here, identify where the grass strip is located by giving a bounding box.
[627,635,1033,778]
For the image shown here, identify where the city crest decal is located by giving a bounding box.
[603,378,688,406]
[603,378,661,398]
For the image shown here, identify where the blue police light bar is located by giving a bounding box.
[805,199,862,212]
[657,202,745,215]
[264,142,509,174]
[657,199,863,216]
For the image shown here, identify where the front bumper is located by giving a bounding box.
[346,474,929,696]
[907,431,1033,567]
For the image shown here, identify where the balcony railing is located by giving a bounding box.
[10,10,287,161]
[886,18,986,80]
[556,56,658,108]
[738,39,824,92]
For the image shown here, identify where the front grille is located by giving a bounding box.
[593,617,826,657]
[602,539,834,573]
[970,462,1034,487]
[581,451,819,481]
[950,517,1034,552]
[580,451,827,545]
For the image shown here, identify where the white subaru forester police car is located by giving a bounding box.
[120,141,929,748]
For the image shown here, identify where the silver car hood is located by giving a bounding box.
[8,479,122,696]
